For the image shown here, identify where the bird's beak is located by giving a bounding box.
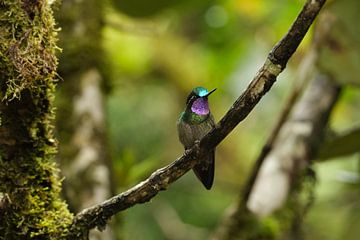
[205,88,217,97]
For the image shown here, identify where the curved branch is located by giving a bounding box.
[66,0,327,238]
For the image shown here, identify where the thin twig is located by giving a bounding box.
[66,0,327,238]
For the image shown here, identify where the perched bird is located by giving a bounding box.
[177,87,216,190]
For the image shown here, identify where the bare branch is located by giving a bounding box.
[200,0,326,150]
[211,47,318,240]
[66,0,327,238]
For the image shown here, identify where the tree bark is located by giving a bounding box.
[0,1,73,239]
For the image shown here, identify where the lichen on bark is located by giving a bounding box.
[0,1,73,239]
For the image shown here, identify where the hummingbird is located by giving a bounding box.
[177,87,216,190]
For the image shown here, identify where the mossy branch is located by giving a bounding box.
[66,0,327,238]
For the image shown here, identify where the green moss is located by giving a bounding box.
[0,0,73,239]
[0,1,59,100]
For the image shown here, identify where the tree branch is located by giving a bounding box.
[66,0,327,238]
[211,46,318,240]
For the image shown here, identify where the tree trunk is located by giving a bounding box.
[55,0,116,239]
[0,1,73,239]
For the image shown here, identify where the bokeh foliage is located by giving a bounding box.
[55,0,360,239]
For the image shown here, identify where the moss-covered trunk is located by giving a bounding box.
[0,1,73,239]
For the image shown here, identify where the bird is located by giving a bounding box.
[177,87,216,190]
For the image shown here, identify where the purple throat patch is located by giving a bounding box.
[191,98,209,115]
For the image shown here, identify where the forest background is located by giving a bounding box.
[1,0,359,239]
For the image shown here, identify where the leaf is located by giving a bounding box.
[318,125,360,160]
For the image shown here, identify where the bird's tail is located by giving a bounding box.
[192,150,215,190]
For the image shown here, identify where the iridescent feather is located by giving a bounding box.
[177,87,216,189]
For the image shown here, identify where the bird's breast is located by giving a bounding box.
[177,115,215,149]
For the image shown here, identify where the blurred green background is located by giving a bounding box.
[56,0,360,239]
